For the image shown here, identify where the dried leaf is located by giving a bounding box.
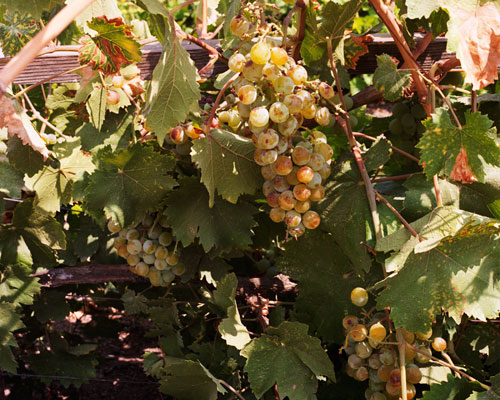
[453,3,500,90]
[0,96,49,160]
[450,147,477,184]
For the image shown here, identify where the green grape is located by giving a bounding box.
[344,95,354,110]
[162,270,175,284]
[309,185,325,201]
[368,354,381,370]
[411,103,427,120]
[356,341,373,359]
[378,348,394,366]
[401,113,417,133]
[143,239,157,254]
[388,118,403,135]
[318,164,331,181]
[172,263,185,276]
[143,214,155,227]
[269,102,290,123]
[350,324,368,341]
[135,262,149,277]
[148,224,162,240]
[315,142,334,161]
[415,345,432,364]
[392,102,410,118]
[143,253,155,265]
[155,246,168,259]
[348,354,364,369]
[154,258,168,270]
[159,231,173,247]
[126,229,140,241]
[348,113,358,128]
[276,136,288,154]
[301,103,317,119]
[262,63,281,81]
[406,364,422,384]
[278,116,298,137]
[250,42,271,64]
[238,102,251,119]
[107,219,121,233]
[284,94,303,114]
[370,392,387,400]
[261,149,278,164]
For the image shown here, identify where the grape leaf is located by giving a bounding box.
[85,144,176,228]
[377,220,500,332]
[0,96,49,160]
[68,0,122,34]
[121,288,149,315]
[0,264,40,306]
[211,273,251,350]
[86,85,106,132]
[24,137,95,214]
[0,161,23,199]
[66,212,106,259]
[3,0,64,19]
[156,358,226,400]
[467,374,500,400]
[0,11,38,57]
[0,302,25,373]
[422,374,475,400]
[275,230,363,344]
[7,136,44,177]
[78,16,142,75]
[33,291,70,323]
[241,321,335,400]
[373,54,412,101]
[418,109,500,183]
[191,129,261,207]
[144,17,200,143]
[164,178,257,253]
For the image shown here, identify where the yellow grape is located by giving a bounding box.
[350,287,369,307]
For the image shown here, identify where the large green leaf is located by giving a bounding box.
[144,17,200,143]
[86,85,107,131]
[7,136,44,177]
[418,110,500,183]
[373,54,412,101]
[0,264,40,306]
[3,0,64,19]
[422,374,476,400]
[241,321,335,400]
[0,302,25,373]
[24,137,95,214]
[164,178,257,253]
[0,162,23,199]
[211,273,251,350]
[78,16,142,74]
[276,230,362,344]
[68,0,122,34]
[0,11,38,57]
[85,144,176,227]
[156,358,226,400]
[191,129,262,207]
[377,218,500,332]
[467,373,500,400]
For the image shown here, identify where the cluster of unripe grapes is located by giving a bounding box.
[388,102,427,136]
[222,20,338,236]
[104,65,143,106]
[344,287,448,400]
[107,215,185,286]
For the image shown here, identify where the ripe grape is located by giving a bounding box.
[293,184,311,201]
[389,368,401,387]
[135,262,149,277]
[261,165,277,180]
[162,270,175,284]
[170,126,188,144]
[262,63,281,81]
[172,263,186,275]
[238,102,251,119]
[297,89,314,108]
[269,207,286,223]
[309,185,325,201]
[415,345,432,364]
[278,190,296,210]
[378,348,394,366]
[159,231,173,246]
[228,52,246,72]
[297,166,314,184]
[377,364,392,382]
[406,364,422,384]
[288,223,305,238]
[318,164,332,181]
[185,124,201,139]
[249,106,270,127]
[405,383,417,400]
[315,142,334,160]
[126,229,140,241]
[370,392,387,400]
[154,258,168,270]
[348,354,364,369]
[238,84,258,105]
[166,251,179,266]
[355,366,369,382]
[143,253,155,265]
[315,107,331,126]
[416,329,432,341]
[294,199,310,213]
[266,192,280,208]
[270,47,288,65]
[261,149,278,165]
[385,381,400,397]
[276,136,288,154]
[307,153,326,171]
[107,219,121,233]
[106,90,120,105]
[273,76,294,94]
[143,240,157,254]
[273,156,293,175]
[284,94,303,114]
[127,254,140,266]
[301,103,317,119]
[113,237,126,249]
[242,60,264,81]
[155,246,168,259]
[318,82,334,99]
[302,210,320,229]
[288,65,307,85]
[257,129,280,149]
[269,102,289,123]
[273,175,290,192]
[292,146,311,166]
[127,239,142,255]
[369,322,387,341]
[229,15,250,37]
[432,337,447,352]
[112,75,124,88]
[285,210,301,227]
[351,287,369,307]
[356,342,373,359]
[368,354,381,370]
[286,167,300,185]
[350,324,368,341]
[117,244,129,258]
[148,224,162,240]
[250,42,271,64]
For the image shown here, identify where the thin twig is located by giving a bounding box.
[327,39,382,241]
[218,380,246,400]
[375,191,422,241]
[171,0,200,14]
[291,0,308,60]
[184,32,225,61]
[352,132,420,163]
[205,73,239,130]
[371,173,421,183]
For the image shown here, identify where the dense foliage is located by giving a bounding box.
[0,0,500,399]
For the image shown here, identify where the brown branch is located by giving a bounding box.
[371,173,420,183]
[291,0,308,60]
[351,86,383,109]
[375,191,422,240]
[183,32,225,61]
[368,0,429,111]
[205,73,239,130]
[353,132,420,163]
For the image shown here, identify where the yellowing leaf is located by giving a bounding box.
[0,96,49,160]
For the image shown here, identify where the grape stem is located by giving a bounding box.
[327,39,383,242]
[291,0,308,60]
[371,173,421,183]
[396,329,408,400]
[205,73,240,131]
[218,379,246,400]
[408,344,491,390]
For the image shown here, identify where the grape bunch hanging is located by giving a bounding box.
[344,288,449,400]
[214,13,340,237]
[107,215,185,286]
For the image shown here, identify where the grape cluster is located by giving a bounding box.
[222,27,337,236]
[388,102,427,137]
[107,215,185,286]
[344,287,447,400]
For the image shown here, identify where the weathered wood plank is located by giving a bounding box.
[0,35,458,85]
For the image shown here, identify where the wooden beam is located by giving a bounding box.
[0,34,459,85]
